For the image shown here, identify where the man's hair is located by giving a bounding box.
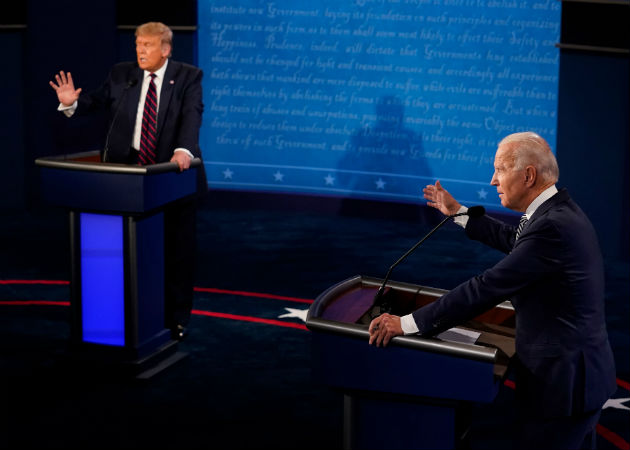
[499,132,559,184]
[136,22,173,53]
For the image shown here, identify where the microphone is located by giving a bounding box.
[102,78,138,163]
[371,205,486,317]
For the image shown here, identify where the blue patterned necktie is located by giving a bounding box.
[515,214,528,242]
[139,73,158,165]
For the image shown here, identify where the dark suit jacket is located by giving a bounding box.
[412,189,616,418]
[76,59,206,191]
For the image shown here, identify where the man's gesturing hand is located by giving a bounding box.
[49,71,82,107]
[423,180,461,216]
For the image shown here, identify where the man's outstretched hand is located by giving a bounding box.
[49,71,82,106]
[422,180,461,216]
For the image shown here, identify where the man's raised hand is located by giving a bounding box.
[49,71,82,106]
[422,180,461,216]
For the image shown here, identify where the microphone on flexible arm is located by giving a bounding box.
[371,205,486,318]
[102,78,138,163]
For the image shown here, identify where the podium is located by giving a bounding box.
[306,275,516,450]
[35,150,201,378]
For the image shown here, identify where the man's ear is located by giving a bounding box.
[161,44,172,58]
[524,165,536,186]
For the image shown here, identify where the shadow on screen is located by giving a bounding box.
[337,95,430,214]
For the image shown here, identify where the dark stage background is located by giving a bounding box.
[1,1,628,449]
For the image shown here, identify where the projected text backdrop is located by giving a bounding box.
[198,0,560,209]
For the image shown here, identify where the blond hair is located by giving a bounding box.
[136,22,173,54]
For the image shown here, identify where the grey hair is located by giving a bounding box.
[499,132,559,183]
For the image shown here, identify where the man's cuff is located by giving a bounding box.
[453,205,469,228]
[174,148,194,159]
[400,314,420,335]
[58,101,77,117]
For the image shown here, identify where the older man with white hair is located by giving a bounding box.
[369,132,616,449]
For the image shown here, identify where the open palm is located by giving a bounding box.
[423,180,461,216]
[49,71,82,106]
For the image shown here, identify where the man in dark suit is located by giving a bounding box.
[368,132,616,449]
[49,22,205,340]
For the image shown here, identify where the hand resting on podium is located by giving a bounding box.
[368,313,403,347]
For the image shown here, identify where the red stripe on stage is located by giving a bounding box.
[0,300,70,306]
[597,424,630,450]
[0,280,313,303]
[0,300,308,330]
[617,378,630,391]
[194,286,314,304]
[503,379,515,389]
[192,309,308,330]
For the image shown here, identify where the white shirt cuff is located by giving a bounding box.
[58,101,77,117]
[174,148,194,159]
[453,205,469,228]
[400,314,420,334]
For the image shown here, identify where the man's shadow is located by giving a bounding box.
[337,95,431,215]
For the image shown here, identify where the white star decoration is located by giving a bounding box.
[603,397,630,411]
[278,307,308,322]
[375,178,386,190]
[324,174,335,186]
[477,188,488,199]
[273,171,284,182]
[222,168,233,179]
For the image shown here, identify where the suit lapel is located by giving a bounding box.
[157,60,179,139]
[126,67,143,118]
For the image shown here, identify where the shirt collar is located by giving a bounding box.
[525,184,558,219]
[144,58,169,81]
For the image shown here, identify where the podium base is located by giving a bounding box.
[58,339,187,380]
[136,349,188,380]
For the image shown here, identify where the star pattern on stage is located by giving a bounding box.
[477,188,488,199]
[375,178,386,190]
[324,174,335,186]
[222,168,234,179]
[278,307,308,322]
[603,397,630,411]
[273,171,284,182]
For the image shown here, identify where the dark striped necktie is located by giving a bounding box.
[515,214,528,242]
[139,73,158,165]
